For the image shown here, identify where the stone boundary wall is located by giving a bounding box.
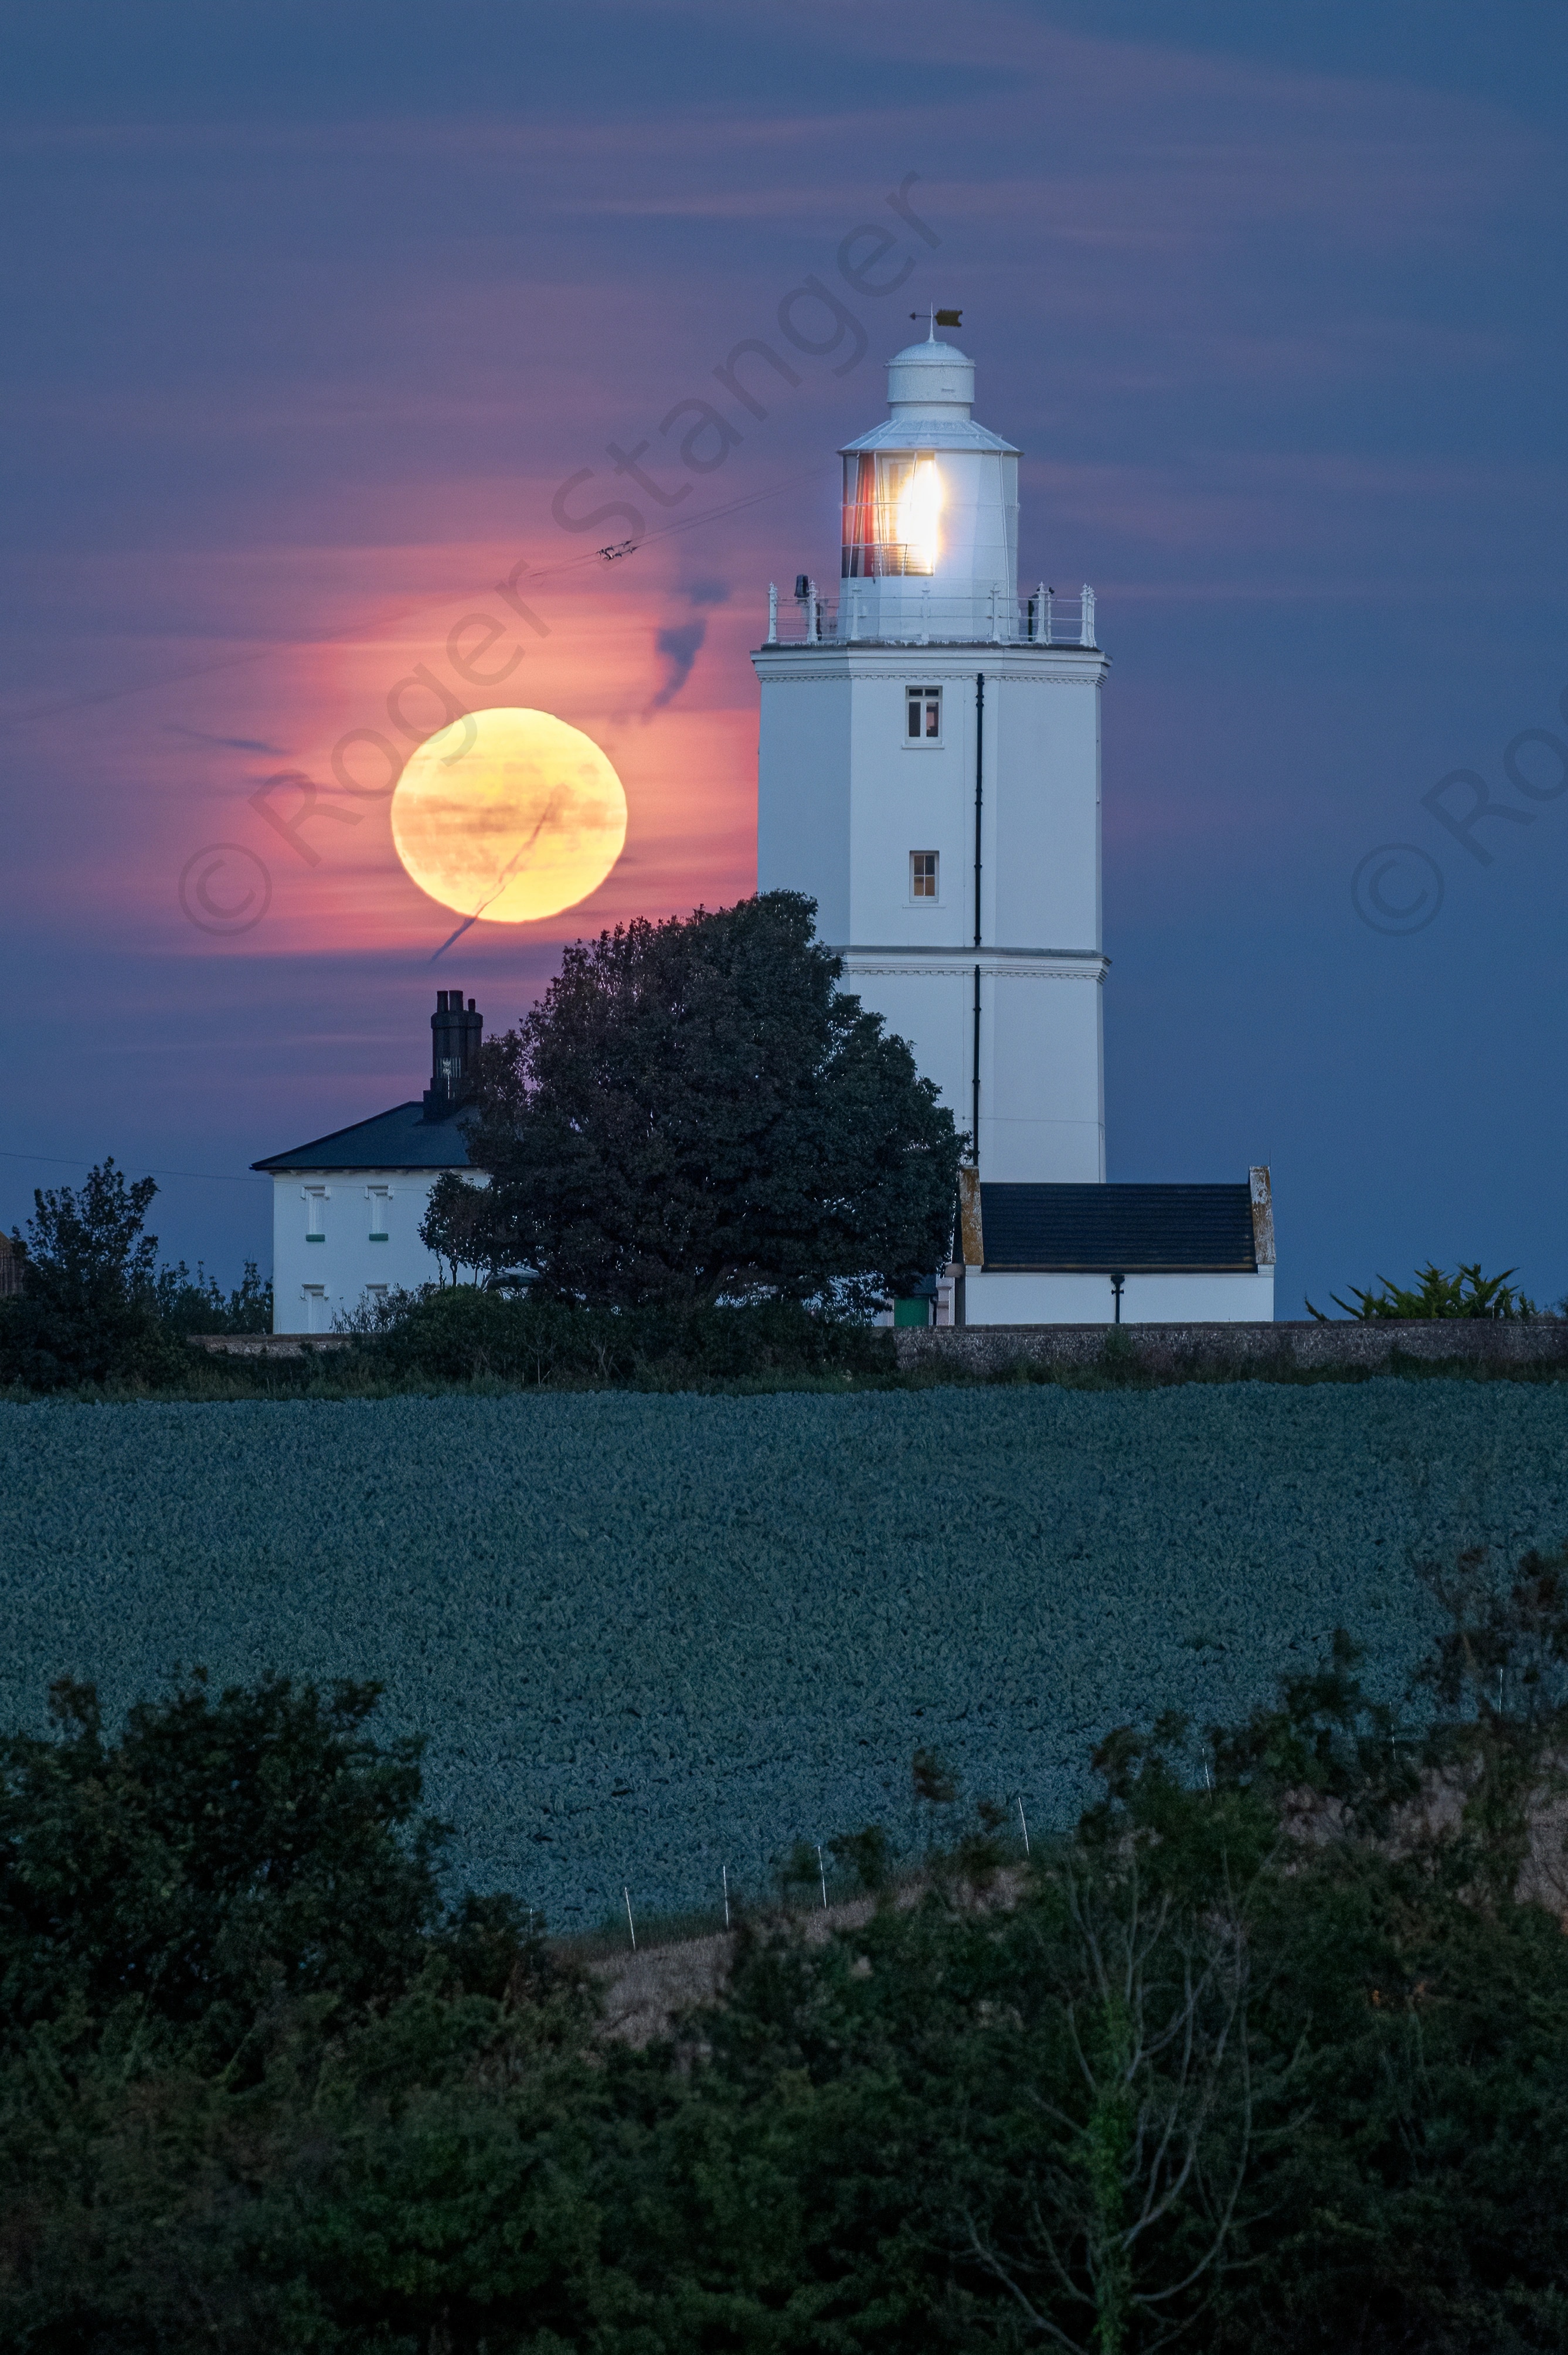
[191,1321,1568,1378]
[893,1319,1568,1377]
[191,1333,355,1359]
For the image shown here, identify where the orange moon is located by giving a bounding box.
[390,706,628,924]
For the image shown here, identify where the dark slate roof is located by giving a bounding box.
[252,1101,474,1173]
[980,1183,1257,1272]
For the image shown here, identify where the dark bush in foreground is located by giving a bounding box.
[0,1670,450,2043]
[5,1557,1568,2350]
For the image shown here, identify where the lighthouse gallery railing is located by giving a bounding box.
[763,583,1097,649]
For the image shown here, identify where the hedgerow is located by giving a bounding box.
[355,1288,896,1385]
[4,1382,1567,1924]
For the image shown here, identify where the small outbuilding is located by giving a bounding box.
[915,1166,1276,1326]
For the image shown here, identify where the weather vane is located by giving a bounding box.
[909,306,962,331]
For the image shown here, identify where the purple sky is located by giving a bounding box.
[3,1,1566,1311]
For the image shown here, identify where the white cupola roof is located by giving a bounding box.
[887,333,974,415]
[841,328,1020,458]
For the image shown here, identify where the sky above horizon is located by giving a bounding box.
[3,0,1566,1311]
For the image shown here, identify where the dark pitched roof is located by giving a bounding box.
[252,1101,474,1174]
[979,1183,1257,1273]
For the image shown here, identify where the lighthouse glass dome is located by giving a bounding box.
[842,452,943,577]
[834,333,1022,642]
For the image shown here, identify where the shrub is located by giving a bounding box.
[153,1258,273,1336]
[0,1669,449,2042]
[0,1163,271,1391]
[10,1580,1568,2354]
[0,1159,184,1389]
[1310,1260,1540,1320]
[357,1284,896,1386]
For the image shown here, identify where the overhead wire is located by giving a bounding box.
[0,461,831,733]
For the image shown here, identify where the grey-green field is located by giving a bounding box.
[4,1382,1565,1924]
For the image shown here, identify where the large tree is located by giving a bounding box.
[445,890,963,1308]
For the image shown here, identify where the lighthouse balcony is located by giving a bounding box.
[763,581,1097,650]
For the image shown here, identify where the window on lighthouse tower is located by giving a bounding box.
[907,685,941,740]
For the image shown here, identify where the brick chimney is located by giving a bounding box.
[423,988,484,1117]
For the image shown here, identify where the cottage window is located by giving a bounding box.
[911,851,938,900]
[367,1186,390,1241]
[304,1186,327,1240]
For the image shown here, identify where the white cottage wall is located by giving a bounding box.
[271,1168,479,1332]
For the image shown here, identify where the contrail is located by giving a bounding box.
[429,790,566,961]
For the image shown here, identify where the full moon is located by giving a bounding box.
[390,706,628,925]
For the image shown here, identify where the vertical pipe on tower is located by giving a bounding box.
[971,964,981,1168]
[972,671,985,1165]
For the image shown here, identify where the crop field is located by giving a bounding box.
[4,1383,1567,1925]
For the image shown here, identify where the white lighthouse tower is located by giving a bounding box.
[753,326,1107,1186]
[753,325,1277,1326]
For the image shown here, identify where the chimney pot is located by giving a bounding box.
[424,984,484,1118]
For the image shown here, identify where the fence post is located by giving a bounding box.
[766,582,777,645]
[1080,583,1096,647]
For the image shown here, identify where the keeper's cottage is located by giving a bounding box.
[253,991,481,1330]
[753,321,1274,1325]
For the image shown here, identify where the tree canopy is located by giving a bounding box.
[1,1158,173,1385]
[438,891,964,1309]
[5,1557,1568,2350]
[0,1670,449,2046]
[1,1159,271,1389]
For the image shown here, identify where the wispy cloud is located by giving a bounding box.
[645,618,707,714]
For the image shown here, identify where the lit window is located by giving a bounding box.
[368,1186,389,1241]
[911,851,938,900]
[906,686,941,741]
[304,1187,327,1240]
[842,451,940,577]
